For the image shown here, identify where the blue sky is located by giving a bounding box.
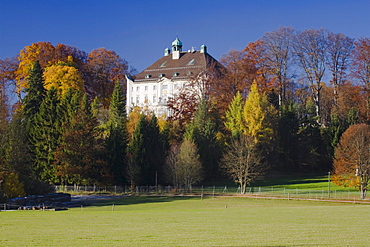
[1,0,370,72]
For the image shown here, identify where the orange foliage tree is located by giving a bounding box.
[15,42,87,97]
[333,124,370,199]
[85,48,129,107]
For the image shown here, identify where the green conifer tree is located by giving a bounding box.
[22,60,46,133]
[184,98,221,182]
[55,94,108,185]
[106,81,127,185]
[126,114,146,187]
[30,87,60,183]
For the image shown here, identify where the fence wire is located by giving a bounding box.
[55,185,365,201]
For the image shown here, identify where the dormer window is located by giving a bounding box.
[159,73,165,78]
[159,61,167,67]
[145,74,151,79]
[187,59,195,65]
[173,72,179,77]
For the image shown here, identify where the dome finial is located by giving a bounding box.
[172,37,183,52]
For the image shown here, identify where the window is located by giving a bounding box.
[187,59,195,65]
[131,87,133,92]
[136,86,139,91]
[153,95,157,103]
[159,61,167,67]
[159,73,165,78]
[163,85,168,90]
[136,96,139,104]
[153,85,156,91]
[173,72,179,77]
[145,74,151,79]
[144,95,148,103]
[145,86,148,91]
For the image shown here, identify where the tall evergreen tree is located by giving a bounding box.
[30,87,60,183]
[22,60,46,133]
[126,114,146,187]
[184,98,222,182]
[2,111,33,190]
[54,94,109,185]
[144,114,167,185]
[277,104,299,172]
[0,93,8,170]
[106,81,127,185]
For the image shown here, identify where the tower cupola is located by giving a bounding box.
[172,38,183,52]
[172,37,182,60]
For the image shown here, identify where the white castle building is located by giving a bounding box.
[126,38,221,117]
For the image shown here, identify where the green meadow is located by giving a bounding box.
[1,196,370,246]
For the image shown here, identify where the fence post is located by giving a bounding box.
[201,186,204,201]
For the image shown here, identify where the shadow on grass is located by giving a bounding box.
[251,175,327,187]
[78,195,196,208]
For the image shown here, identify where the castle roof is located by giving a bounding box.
[134,50,222,82]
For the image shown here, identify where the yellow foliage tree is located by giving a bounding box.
[1,172,26,199]
[243,82,277,143]
[43,63,84,95]
[127,106,143,138]
[16,42,55,95]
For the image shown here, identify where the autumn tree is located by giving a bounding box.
[220,135,265,194]
[209,47,257,114]
[15,42,87,97]
[177,139,203,190]
[43,61,85,95]
[85,48,130,107]
[243,82,277,143]
[333,124,370,199]
[0,172,26,199]
[224,91,245,138]
[167,90,199,125]
[16,42,56,95]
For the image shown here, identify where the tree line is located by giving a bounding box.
[1,26,370,198]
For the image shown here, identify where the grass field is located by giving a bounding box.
[1,196,370,246]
